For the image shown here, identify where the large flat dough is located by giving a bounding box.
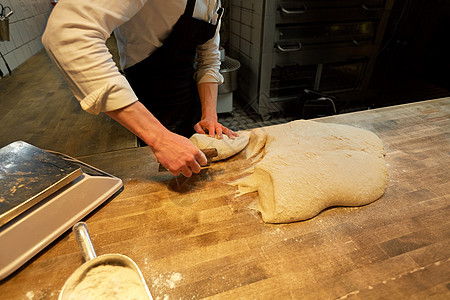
[233,120,388,223]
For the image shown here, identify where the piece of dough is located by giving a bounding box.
[233,120,388,223]
[190,131,250,161]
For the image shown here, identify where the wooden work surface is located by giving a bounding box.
[1,98,449,299]
[0,50,137,157]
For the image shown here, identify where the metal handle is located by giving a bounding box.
[352,39,360,46]
[4,11,13,19]
[276,41,302,52]
[201,148,218,161]
[73,222,97,262]
[360,3,381,11]
[279,2,307,15]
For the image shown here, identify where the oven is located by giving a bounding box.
[229,0,394,118]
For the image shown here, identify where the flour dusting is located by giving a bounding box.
[152,272,183,290]
[151,272,183,300]
[26,291,34,299]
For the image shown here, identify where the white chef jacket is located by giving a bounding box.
[42,0,223,115]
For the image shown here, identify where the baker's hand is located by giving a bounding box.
[152,131,207,177]
[194,117,238,139]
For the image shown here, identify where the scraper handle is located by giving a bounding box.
[73,222,97,262]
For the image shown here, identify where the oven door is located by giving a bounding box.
[269,58,368,102]
[275,21,376,52]
[276,0,386,24]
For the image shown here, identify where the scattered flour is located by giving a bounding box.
[152,272,183,290]
[67,265,149,300]
[26,291,34,299]
[151,272,183,300]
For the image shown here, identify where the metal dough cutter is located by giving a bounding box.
[158,148,218,193]
[157,148,218,173]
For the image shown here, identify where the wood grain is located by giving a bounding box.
[0,52,449,299]
[0,50,136,156]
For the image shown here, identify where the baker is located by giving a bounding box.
[42,0,237,177]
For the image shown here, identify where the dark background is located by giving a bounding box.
[369,0,450,107]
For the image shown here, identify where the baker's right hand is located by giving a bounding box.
[152,131,207,177]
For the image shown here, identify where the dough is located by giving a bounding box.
[68,265,149,300]
[190,131,250,161]
[233,120,388,223]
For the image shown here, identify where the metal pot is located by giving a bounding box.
[219,56,240,94]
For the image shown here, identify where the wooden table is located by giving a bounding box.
[1,98,449,299]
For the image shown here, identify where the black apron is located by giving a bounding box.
[124,0,223,138]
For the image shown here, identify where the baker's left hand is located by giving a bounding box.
[194,117,238,139]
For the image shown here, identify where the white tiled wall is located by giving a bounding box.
[0,0,53,77]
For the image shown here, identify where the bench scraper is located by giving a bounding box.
[158,148,218,193]
[158,148,218,173]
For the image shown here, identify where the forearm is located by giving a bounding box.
[194,82,237,139]
[198,82,218,121]
[105,101,207,177]
[105,101,168,150]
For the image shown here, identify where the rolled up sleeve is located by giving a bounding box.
[194,19,224,85]
[42,0,146,114]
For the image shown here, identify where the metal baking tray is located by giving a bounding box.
[0,141,123,280]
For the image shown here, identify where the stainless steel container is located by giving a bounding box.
[0,19,10,41]
[219,56,241,94]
